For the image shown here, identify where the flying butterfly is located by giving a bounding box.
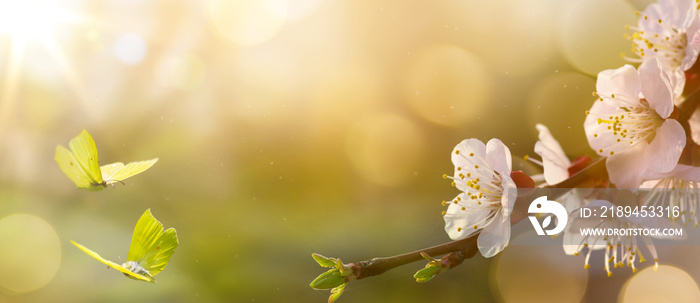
[55,129,158,191]
[71,209,179,283]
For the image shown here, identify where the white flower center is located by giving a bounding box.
[626,13,688,68]
[589,94,663,156]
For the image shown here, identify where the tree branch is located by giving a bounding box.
[349,157,607,280]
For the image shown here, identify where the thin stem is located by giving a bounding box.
[354,231,479,279]
[350,157,607,280]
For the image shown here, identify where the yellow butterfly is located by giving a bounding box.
[71,209,179,283]
[55,129,158,191]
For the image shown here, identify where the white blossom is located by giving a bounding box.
[584,58,685,188]
[443,138,516,258]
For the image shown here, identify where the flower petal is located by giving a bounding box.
[668,69,686,101]
[644,119,685,173]
[534,124,571,184]
[658,0,694,29]
[675,165,700,182]
[562,200,615,252]
[563,217,603,253]
[452,139,487,191]
[452,139,486,168]
[499,174,517,217]
[683,24,700,70]
[606,142,648,188]
[596,65,640,101]
[639,3,663,33]
[443,194,487,240]
[559,190,585,215]
[639,58,674,118]
[584,100,627,155]
[485,138,512,176]
[638,164,697,182]
[583,199,614,208]
[477,210,510,258]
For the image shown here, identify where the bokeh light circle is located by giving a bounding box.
[556,0,637,75]
[208,0,287,46]
[493,233,587,303]
[345,114,425,187]
[114,34,148,65]
[620,265,700,303]
[403,44,491,127]
[309,65,383,139]
[457,0,557,76]
[272,0,322,21]
[0,214,61,293]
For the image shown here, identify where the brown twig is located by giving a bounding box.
[349,157,607,280]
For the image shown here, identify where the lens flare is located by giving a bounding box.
[208,0,287,46]
[556,0,636,75]
[0,214,61,294]
[620,265,700,302]
[114,34,148,65]
[403,44,491,127]
[0,0,69,42]
[493,233,587,303]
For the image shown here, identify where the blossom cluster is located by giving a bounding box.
[442,0,700,276]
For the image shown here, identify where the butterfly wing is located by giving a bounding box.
[68,129,103,185]
[100,162,125,181]
[55,146,93,189]
[101,158,158,184]
[141,228,178,276]
[126,209,179,277]
[71,240,154,283]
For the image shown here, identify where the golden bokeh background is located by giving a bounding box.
[2,0,698,302]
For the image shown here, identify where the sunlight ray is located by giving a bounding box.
[0,36,27,139]
[41,36,95,119]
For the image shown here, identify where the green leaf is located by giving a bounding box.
[312,253,338,268]
[310,269,345,290]
[328,283,346,303]
[414,264,440,283]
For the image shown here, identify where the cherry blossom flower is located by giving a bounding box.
[442,138,517,258]
[531,124,586,213]
[534,123,571,185]
[641,164,700,227]
[626,0,700,97]
[584,58,685,188]
[563,199,682,276]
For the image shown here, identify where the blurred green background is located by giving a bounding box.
[2,0,699,302]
